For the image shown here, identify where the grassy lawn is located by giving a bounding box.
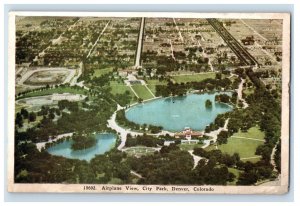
[146,79,168,95]
[17,87,87,99]
[109,81,137,104]
[131,85,154,100]
[179,143,204,151]
[171,72,216,83]
[218,138,263,160]
[110,81,132,95]
[228,167,242,185]
[244,88,255,96]
[232,126,265,141]
[205,126,265,162]
[92,67,113,78]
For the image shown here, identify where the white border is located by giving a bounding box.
[7,11,290,195]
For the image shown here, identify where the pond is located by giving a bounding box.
[47,133,117,161]
[125,93,232,132]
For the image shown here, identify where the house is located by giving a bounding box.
[175,127,203,140]
[241,36,255,45]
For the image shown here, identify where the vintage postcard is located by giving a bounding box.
[7,12,290,194]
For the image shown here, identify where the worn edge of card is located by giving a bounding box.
[7,11,291,194]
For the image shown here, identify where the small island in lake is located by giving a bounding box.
[71,134,97,151]
[205,99,213,108]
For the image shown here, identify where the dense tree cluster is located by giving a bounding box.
[156,76,234,97]
[71,134,97,151]
[215,93,230,103]
[125,134,163,147]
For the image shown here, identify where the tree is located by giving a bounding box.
[237,170,259,185]
[15,113,23,127]
[205,99,212,108]
[28,112,36,122]
[217,130,229,144]
[21,108,29,119]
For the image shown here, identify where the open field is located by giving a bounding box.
[205,126,265,162]
[218,138,262,161]
[92,67,114,78]
[131,84,154,100]
[145,79,168,95]
[109,81,134,95]
[179,143,204,151]
[171,72,216,83]
[232,126,265,141]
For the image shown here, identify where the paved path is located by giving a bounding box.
[270,141,279,172]
[231,136,265,142]
[239,19,267,41]
[37,18,80,59]
[144,85,156,98]
[197,40,214,71]
[86,21,110,59]
[188,150,203,169]
[202,118,229,149]
[169,39,176,60]
[240,156,261,160]
[129,85,139,98]
[130,170,143,178]
[173,18,184,43]
[134,17,145,68]
[189,118,229,167]
[236,78,249,108]
[36,132,73,151]
[107,105,143,150]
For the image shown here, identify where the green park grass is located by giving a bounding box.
[218,138,262,160]
[232,126,265,141]
[17,86,87,99]
[146,79,168,95]
[205,126,265,162]
[110,81,133,95]
[131,84,154,100]
[171,72,216,83]
[179,143,204,151]
[227,167,242,185]
[92,67,114,78]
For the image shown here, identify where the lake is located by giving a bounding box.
[47,133,117,161]
[125,93,232,132]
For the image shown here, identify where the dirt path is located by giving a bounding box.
[236,78,249,108]
[231,136,265,142]
[188,150,203,169]
[37,18,80,59]
[172,18,184,43]
[202,118,229,149]
[130,170,143,178]
[86,21,110,59]
[36,132,73,151]
[197,40,214,72]
[107,105,143,150]
[169,39,176,60]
